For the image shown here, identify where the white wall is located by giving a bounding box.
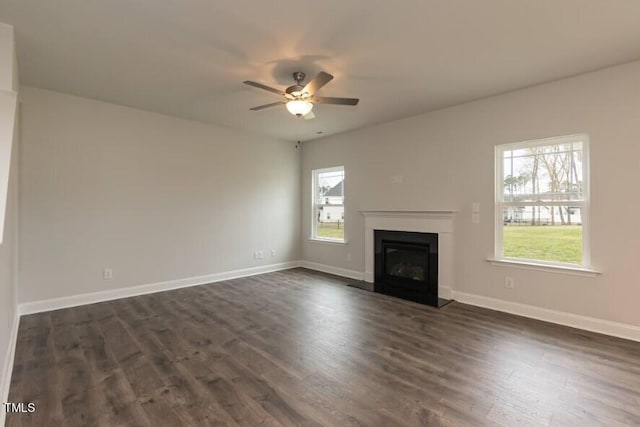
[18,87,300,303]
[302,60,640,327]
[0,23,18,92]
[0,23,18,243]
[0,23,19,421]
[0,92,17,243]
[0,99,18,414]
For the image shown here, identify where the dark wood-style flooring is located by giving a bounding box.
[7,268,640,426]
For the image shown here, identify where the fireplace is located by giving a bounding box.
[374,230,442,307]
[362,210,455,302]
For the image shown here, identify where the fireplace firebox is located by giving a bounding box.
[374,230,443,307]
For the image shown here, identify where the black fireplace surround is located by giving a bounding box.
[374,230,439,307]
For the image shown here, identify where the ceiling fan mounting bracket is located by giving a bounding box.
[292,72,306,84]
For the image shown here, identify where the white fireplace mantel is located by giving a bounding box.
[361,209,456,217]
[360,209,456,299]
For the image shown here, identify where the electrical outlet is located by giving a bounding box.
[103,268,113,280]
[258,251,264,259]
[505,276,515,289]
[271,249,276,257]
[391,175,403,184]
[254,251,260,260]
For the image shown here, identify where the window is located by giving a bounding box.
[495,134,590,267]
[312,166,345,242]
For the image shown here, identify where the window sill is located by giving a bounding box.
[486,258,601,277]
[308,238,347,246]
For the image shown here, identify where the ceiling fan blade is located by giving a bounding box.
[243,80,285,96]
[250,101,284,111]
[302,72,333,96]
[313,96,359,106]
[303,111,315,120]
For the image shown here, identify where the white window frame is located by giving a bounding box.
[311,165,345,243]
[494,134,591,269]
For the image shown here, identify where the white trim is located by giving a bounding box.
[19,261,302,315]
[0,311,20,426]
[312,165,346,243]
[360,209,457,218]
[361,210,456,299]
[438,286,452,300]
[300,261,364,281]
[307,237,348,246]
[495,133,591,269]
[498,133,589,151]
[487,257,601,277]
[451,291,640,343]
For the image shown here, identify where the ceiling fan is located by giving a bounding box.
[243,71,359,118]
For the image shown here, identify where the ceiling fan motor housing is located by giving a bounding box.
[285,71,305,98]
[285,85,305,96]
[286,72,307,97]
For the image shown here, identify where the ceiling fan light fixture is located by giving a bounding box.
[286,99,313,117]
[245,71,358,117]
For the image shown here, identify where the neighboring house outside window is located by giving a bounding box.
[312,166,345,242]
[495,134,590,267]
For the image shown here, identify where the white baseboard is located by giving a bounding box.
[300,261,365,281]
[452,291,640,342]
[19,261,302,315]
[0,311,20,426]
[299,262,638,342]
[439,286,452,300]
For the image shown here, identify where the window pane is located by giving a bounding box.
[315,205,344,240]
[316,169,344,203]
[503,206,583,264]
[314,167,345,241]
[502,141,584,203]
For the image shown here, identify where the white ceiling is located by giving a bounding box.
[2,1,640,141]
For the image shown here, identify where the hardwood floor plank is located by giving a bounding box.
[116,299,243,425]
[9,319,64,426]
[97,369,152,426]
[7,268,640,426]
[180,357,282,427]
[50,311,101,426]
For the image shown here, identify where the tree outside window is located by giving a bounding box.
[496,135,590,266]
